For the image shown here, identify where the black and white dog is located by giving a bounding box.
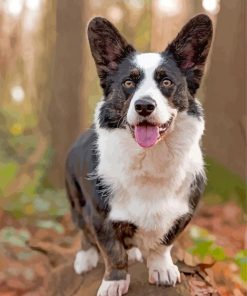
[65,14,213,296]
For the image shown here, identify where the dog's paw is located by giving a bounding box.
[74,247,99,274]
[127,247,143,263]
[97,274,130,296]
[148,263,181,286]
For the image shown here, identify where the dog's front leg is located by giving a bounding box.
[93,219,130,296]
[147,245,181,287]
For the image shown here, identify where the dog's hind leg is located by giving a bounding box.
[65,173,99,274]
[73,230,99,274]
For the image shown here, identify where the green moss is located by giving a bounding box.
[0,162,18,194]
[235,250,247,283]
[205,157,246,209]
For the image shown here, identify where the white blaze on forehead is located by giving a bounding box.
[133,53,162,95]
[135,53,162,71]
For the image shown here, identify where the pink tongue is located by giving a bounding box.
[134,125,159,148]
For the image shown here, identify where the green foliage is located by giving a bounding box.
[188,226,226,261]
[205,157,247,209]
[0,162,18,194]
[210,245,227,261]
[189,226,247,283]
[36,220,64,234]
[4,189,69,218]
[0,103,69,218]
[0,227,31,247]
[234,250,247,283]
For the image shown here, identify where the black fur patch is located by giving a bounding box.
[187,97,204,118]
[98,96,130,129]
[112,221,137,249]
[65,176,86,228]
[161,173,206,246]
[161,213,192,246]
[189,173,206,211]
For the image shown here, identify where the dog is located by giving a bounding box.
[65,14,213,296]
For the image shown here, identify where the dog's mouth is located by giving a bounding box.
[129,116,174,148]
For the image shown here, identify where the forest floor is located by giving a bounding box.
[0,202,246,296]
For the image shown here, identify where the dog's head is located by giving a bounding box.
[88,15,213,148]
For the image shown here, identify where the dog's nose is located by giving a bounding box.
[134,97,156,117]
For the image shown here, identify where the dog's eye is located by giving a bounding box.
[161,79,173,88]
[123,79,135,89]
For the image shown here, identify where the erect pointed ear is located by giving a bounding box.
[164,14,213,95]
[87,17,135,79]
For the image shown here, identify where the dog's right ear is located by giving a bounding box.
[88,17,135,79]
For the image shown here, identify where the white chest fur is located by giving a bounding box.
[96,108,205,242]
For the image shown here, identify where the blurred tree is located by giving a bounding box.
[0,2,26,104]
[204,0,246,179]
[48,0,87,187]
[34,0,55,136]
[151,0,194,51]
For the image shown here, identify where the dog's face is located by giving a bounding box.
[88,15,212,148]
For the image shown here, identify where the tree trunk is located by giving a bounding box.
[204,0,246,179]
[151,0,194,51]
[49,0,87,187]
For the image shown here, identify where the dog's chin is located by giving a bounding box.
[128,116,174,148]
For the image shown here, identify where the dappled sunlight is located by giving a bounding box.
[157,0,182,16]
[10,85,25,103]
[202,0,220,15]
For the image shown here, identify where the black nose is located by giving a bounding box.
[134,97,156,117]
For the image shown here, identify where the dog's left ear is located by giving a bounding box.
[164,14,213,95]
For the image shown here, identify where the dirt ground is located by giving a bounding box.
[0,202,246,296]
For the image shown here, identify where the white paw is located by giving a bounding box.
[74,247,99,274]
[97,274,130,296]
[127,247,143,263]
[148,263,181,286]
